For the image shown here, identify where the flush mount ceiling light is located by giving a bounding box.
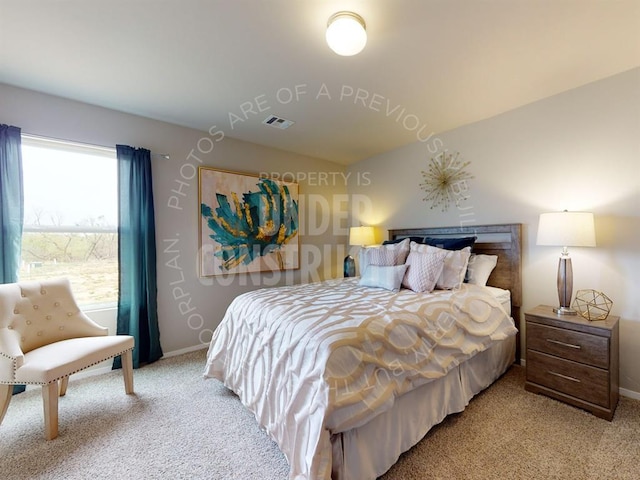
[326,11,367,56]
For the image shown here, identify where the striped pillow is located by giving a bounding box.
[358,238,410,275]
[359,264,408,292]
[365,247,396,266]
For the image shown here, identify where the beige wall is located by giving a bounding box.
[0,83,348,354]
[2,69,638,396]
[347,68,640,396]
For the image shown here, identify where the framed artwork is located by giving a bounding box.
[199,167,299,276]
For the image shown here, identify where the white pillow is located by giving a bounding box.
[359,264,408,292]
[359,238,410,274]
[401,250,447,293]
[466,254,498,286]
[409,242,471,290]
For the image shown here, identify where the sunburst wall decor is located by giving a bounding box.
[420,151,473,211]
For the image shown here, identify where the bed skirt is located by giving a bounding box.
[330,335,516,480]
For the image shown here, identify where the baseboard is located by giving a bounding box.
[620,387,640,400]
[61,343,209,385]
[162,343,209,358]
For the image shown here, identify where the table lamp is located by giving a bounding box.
[536,211,596,315]
[345,226,375,277]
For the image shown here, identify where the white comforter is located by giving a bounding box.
[203,279,517,480]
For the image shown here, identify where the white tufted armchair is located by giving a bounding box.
[0,278,134,440]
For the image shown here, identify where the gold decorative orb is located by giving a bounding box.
[572,289,613,321]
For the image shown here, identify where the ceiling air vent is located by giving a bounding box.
[262,115,294,130]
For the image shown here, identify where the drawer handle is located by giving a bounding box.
[546,339,581,350]
[548,371,581,383]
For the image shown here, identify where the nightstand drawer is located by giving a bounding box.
[526,350,610,408]
[527,321,609,369]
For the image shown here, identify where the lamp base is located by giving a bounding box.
[555,254,575,316]
[344,255,355,278]
[553,306,577,316]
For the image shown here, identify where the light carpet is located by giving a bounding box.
[1,349,638,479]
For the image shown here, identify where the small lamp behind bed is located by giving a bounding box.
[345,226,375,277]
[536,211,596,315]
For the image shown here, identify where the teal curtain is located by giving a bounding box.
[115,145,162,369]
[0,125,23,283]
[0,124,26,394]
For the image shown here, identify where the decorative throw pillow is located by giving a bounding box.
[382,236,425,245]
[466,254,498,286]
[410,242,471,290]
[437,246,471,290]
[384,237,410,264]
[359,238,410,274]
[364,247,396,267]
[359,264,408,292]
[401,250,447,293]
[423,236,477,251]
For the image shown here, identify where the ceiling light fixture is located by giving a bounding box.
[326,11,367,56]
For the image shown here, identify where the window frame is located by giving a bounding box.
[19,134,119,309]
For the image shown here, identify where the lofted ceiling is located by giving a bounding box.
[1,0,639,165]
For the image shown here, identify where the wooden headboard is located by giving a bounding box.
[388,223,522,362]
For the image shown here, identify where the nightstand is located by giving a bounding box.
[525,305,619,421]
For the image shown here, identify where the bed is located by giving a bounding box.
[204,223,522,480]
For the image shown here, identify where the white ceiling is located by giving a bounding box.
[1,1,639,165]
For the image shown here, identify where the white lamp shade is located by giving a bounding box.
[326,12,367,56]
[536,211,596,247]
[349,226,375,246]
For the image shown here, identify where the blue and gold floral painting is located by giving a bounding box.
[199,167,299,276]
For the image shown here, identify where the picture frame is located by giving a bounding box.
[198,167,299,276]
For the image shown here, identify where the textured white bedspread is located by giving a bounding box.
[203,279,517,480]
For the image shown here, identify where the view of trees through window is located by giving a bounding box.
[19,136,118,307]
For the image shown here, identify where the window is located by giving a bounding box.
[19,135,118,308]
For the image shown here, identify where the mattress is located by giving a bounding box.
[485,285,511,313]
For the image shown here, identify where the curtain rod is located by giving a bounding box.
[21,132,170,160]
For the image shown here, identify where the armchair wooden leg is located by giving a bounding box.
[42,381,59,440]
[122,350,134,394]
[58,377,69,397]
[0,384,12,426]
